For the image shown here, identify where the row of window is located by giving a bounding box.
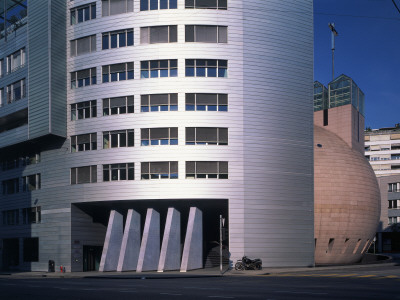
[388,216,400,225]
[71,161,229,184]
[0,48,26,77]
[388,182,400,192]
[71,25,227,58]
[1,153,40,172]
[2,174,41,195]
[71,0,227,25]
[2,207,41,226]
[0,78,26,107]
[71,127,228,152]
[71,94,227,120]
[70,59,228,88]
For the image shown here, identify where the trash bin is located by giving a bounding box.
[48,260,55,272]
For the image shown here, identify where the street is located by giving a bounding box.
[1,263,400,300]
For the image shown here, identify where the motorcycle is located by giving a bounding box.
[234,256,262,270]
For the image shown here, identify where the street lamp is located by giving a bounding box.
[329,23,339,80]
[219,215,225,274]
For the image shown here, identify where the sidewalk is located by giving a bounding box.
[1,258,397,279]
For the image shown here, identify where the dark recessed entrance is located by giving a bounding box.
[73,199,229,269]
[83,245,102,271]
[2,238,19,270]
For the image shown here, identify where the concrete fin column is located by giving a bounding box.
[136,208,160,272]
[180,207,203,272]
[158,208,181,272]
[99,210,123,272]
[117,209,141,271]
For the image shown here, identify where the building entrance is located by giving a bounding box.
[2,238,19,270]
[83,245,102,271]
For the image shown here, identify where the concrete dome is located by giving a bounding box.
[314,125,380,265]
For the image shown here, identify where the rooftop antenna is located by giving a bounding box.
[329,23,338,80]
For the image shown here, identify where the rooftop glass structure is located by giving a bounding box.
[313,81,328,112]
[314,74,365,116]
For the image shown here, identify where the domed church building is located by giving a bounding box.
[314,76,380,264]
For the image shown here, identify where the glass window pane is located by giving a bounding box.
[169,26,177,43]
[150,0,158,10]
[127,31,134,46]
[141,0,148,10]
[185,25,195,42]
[169,0,177,9]
[119,32,126,47]
[218,26,228,43]
[160,0,168,9]
[111,34,118,48]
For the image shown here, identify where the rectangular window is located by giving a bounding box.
[2,178,19,195]
[102,29,134,50]
[140,0,177,10]
[71,100,97,121]
[185,25,227,43]
[23,237,39,262]
[185,0,227,9]
[185,59,227,77]
[186,161,228,179]
[71,2,96,25]
[140,26,177,44]
[102,62,134,83]
[103,163,134,181]
[0,88,4,107]
[185,127,228,145]
[103,96,134,115]
[141,59,177,78]
[22,174,41,191]
[22,153,41,166]
[141,161,178,179]
[2,209,19,225]
[141,94,178,112]
[22,207,41,224]
[389,200,399,209]
[7,78,26,103]
[2,153,40,171]
[389,217,399,225]
[70,35,96,57]
[71,165,97,184]
[102,0,134,16]
[6,48,26,74]
[103,130,134,148]
[71,133,97,152]
[388,183,399,192]
[71,67,97,89]
[0,59,3,78]
[141,128,178,146]
[185,93,227,111]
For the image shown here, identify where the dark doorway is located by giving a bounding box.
[2,238,19,270]
[83,245,102,271]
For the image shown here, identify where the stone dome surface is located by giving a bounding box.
[314,125,380,265]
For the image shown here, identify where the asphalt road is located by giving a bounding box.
[1,264,400,300]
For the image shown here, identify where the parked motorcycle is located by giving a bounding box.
[234,256,262,270]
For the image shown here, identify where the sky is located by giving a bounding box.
[314,0,400,129]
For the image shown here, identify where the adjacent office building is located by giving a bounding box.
[365,125,400,252]
[0,0,314,272]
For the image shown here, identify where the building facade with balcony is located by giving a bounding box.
[0,0,314,272]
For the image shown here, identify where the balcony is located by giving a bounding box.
[0,123,28,148]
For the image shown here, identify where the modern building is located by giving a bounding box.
[313,76,380,264]
[0,0,314,272]
[365,126,400,252]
